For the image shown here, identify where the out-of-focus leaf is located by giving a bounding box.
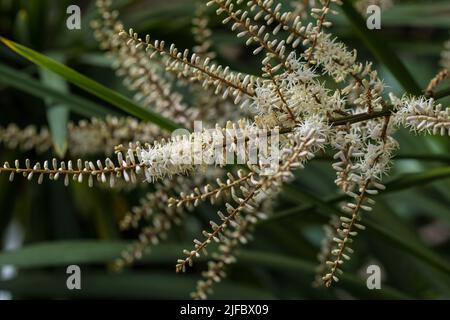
[13,10,30,45]
[395,154,450,163]
[367,200,450,297]
[0,241,210,269]
[0,271,273,299]
[316,153,450,163]
[39,53,69,157]
[238,250,411,299]
[77,53,113,68]
[24,0,46,49]
[70,184,120,239]
[377,3,450,28]
[0,37,181,131]
[387,167,450,192]
[435,87,450,100]
[0,240,128,268]
[0,241,408,298]
[0,63,118,118]
[123,1,195,33]
[333,3,450,28]
[272,166,450,225]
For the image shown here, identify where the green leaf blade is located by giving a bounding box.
[1,37,181,131]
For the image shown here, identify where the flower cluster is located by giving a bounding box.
[393,96,450,136]
[1,0,449,299]
[175,115,329,274]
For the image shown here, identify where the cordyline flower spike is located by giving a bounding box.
[0,0,449,299]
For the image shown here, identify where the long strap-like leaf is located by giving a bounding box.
[0,63,117,118]
[1,37,181,131]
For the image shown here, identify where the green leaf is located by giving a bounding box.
[0,271,273,299]
[45,104,68,157]
[238,250,412,299]
[0,240,127,268]
[435,86,450,100]
[0,241,200,268]
[0,63,118,118]
[77,53,113,68]
[1,37,181,131]
[394,154,450,163]
[387,166,450,192]
[340,1,422,96]
[23,0,46,49]
[13,10,30,45]
[378,3,450,28]
[39,53,69,158]
[316,153,450,164]
[333,2,450,29]
[270,166,450,225]
[366,200,450,297]
[0,240,408,298]
[281,185,450,277]
[0,241,273,299]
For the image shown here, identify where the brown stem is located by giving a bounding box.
[329,107,393,127]
[306,0,332,65]
[426,69,450,98]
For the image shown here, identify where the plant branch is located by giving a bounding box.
[328,107,392,126]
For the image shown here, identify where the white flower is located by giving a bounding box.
[357,137,398,180]
[294,115,329,150]
[251,81,279,114]
[139,120,284,181]
[309,32,357,82]
[283,53,317,88]
[393,96,450,136]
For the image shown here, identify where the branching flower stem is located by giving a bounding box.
[123,31,255,98]
[176,184,262,273]
[329,107,392,127]
[264,64,296,121]
[325,180,369,287]
[306,0,332,64]
[176,129,325,273]
[324,115,392,287]
[426,69,450,98]
[216,2,280,56]
[169,171,256,208]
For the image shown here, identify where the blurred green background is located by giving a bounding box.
[0,0,450,299]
